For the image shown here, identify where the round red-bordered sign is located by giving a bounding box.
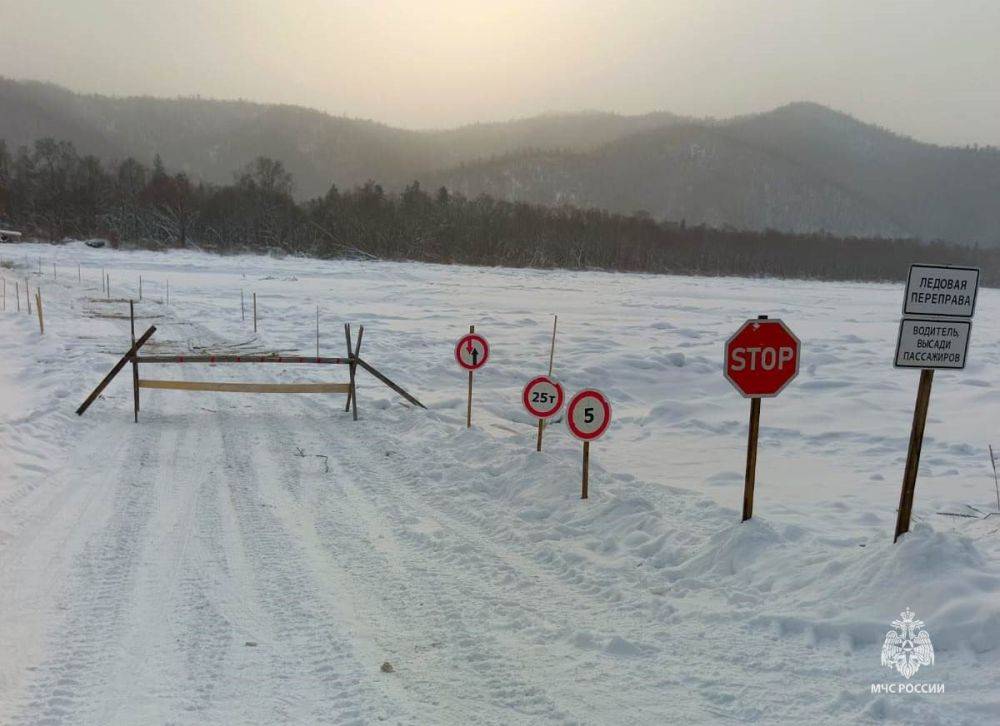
[455,333,490,371]
[566,389,612,441]
[522,375,564,419]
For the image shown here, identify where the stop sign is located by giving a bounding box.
[724,319,800,397]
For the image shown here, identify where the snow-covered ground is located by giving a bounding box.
[1,242,998,724]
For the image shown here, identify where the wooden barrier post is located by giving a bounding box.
[130,301,140,422]
[344,323,363,420]
[253,292,257,332]
[25,280,31,315]
[316,306,320,358]
[536,314,558,451]
[35,289,44,334]
[894,369,934,542]
[76,325,157,416]
[467,324,475,428]
[742,397,761,521]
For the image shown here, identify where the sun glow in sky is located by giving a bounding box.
[1,0,998,145]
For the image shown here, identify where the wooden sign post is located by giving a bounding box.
[536,315,558,451]
[892,264,978,541]
[566,389,612,499]
[455,326,489,428]
[724,316,800,521]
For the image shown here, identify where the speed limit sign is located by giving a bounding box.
[566,389,612,441]
[522,376,564,419]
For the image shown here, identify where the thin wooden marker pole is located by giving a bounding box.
[25,280,31,315]
[139,276,143,301]
[35,289,44,334]
[253,292,257,332]
[2,277,5,311]
[537,314,558,451]
[316,306,320,358]
[742,397,761,521]
[102,268,106,294]
[894,369,934,542]
[78,263,81,283]
[166,279,169,305]
[467,324,475,429]
[16,281,20,312]
[241,289,245,321]
[130,300,140,422]
[581,441,590,499]
[106,273,110,300]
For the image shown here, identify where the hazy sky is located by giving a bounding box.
[1,0,997,146]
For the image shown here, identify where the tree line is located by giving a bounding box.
[0,137,996,284]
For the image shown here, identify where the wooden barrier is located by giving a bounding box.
[77,315,425,419]
[77,325,158,415]
[138,380,350,394]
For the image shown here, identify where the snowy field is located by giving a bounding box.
[1,241,998,724]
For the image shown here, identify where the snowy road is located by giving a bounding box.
[1,244,998,724]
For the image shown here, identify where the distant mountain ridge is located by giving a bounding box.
[2,79,998,246]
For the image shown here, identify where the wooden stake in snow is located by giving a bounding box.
[78,263,81,283]
[16,281,20,312]
[316,306,320,358]
[990,445,1000,512]
[253,292,257,332]
[536,314,558,451]
[25,280,31,315]
[241,289,245,321]
[166,279,170,305]
[2,277,5,311]
[130,300,140,422]
[455,325,489,428]
[139,276,143,301]
[106,273,110,300]
[35,289,44,334]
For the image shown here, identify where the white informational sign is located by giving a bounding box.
[903,264,979,318]
[894,318,972,369]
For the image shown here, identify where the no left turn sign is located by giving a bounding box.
[566,389,612,441]
[455,333,489,370]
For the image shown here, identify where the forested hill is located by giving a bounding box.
[2,78,1000,246]
[0,137,997,285]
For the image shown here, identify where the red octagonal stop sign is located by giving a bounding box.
[724,318,800,398]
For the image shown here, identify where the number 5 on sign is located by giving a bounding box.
[566,389,612,499]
